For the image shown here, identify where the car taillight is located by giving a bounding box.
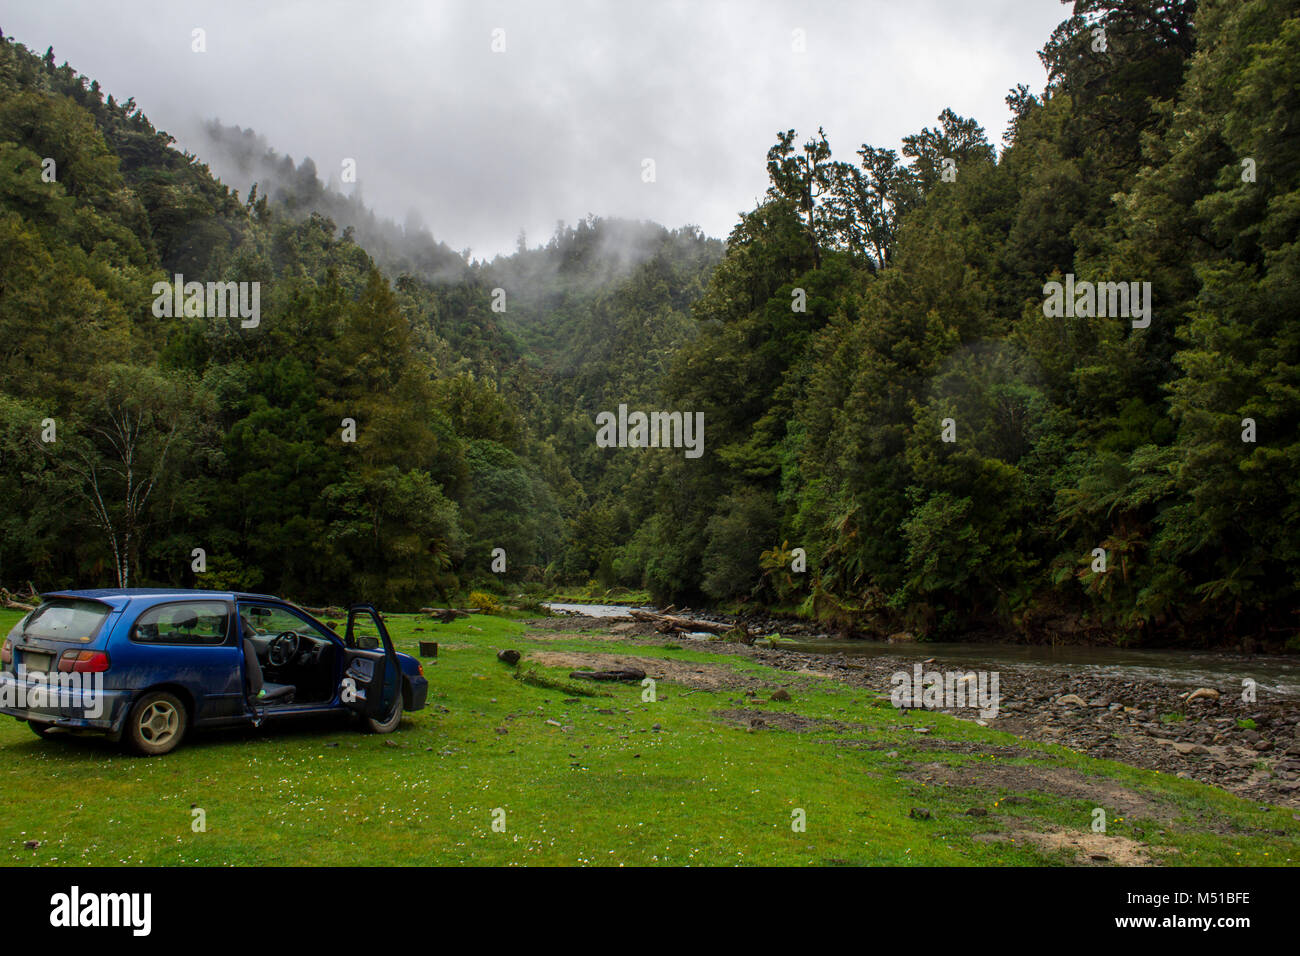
[1,640,10,664]
[57,650,110,673]
[418,663,424,677]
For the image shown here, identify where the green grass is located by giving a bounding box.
[0,607,1296,866]
[511,665,612,698]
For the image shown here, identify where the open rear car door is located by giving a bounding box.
[340,604,400,718]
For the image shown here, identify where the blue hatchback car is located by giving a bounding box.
[0,589,428,755]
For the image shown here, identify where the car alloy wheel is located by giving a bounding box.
[127,691,188,756]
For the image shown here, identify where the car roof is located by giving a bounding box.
[43,588,284,609]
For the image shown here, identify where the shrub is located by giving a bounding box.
[468,590,503,615]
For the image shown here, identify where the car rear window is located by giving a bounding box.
[21,598,112,644]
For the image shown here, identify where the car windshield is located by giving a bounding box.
[20,598,111,644]
[238,604,331,642]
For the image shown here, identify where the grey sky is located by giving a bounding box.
[3,0,1069,258]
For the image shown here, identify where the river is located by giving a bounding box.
[541,603,1300,699]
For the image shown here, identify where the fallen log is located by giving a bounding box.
[1,590,35,612]
[299,605,345,618]
[569,668,646,682]
[628,609,733,635]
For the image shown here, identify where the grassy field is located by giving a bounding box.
[0,606,1296,866]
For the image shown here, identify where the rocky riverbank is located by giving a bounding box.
[535,612,1300,808]
[748,643,1300,808]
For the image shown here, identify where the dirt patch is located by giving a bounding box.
[909,759,1170,821]
[712,708,859,734]
[975,826,1156,866]
[910,739,1059,760]
[791,666,841,679]
[527,650,747,691]
[524,629,628,642]
[522,617,662,640]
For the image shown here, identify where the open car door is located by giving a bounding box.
[340,604,400,718]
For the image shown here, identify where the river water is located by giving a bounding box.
[543,602,644,618]
[542,603,1300,699]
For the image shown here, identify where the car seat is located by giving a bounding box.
[243,638,295,704]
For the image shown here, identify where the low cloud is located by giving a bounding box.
[3,0,1063,256]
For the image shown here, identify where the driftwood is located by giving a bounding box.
[569,668,646,682]
[628,609,734,635]
[1,589,35,612]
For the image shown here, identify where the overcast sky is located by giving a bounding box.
[4,0,1069,258]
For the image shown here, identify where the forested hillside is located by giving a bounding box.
[629,0,1298,649]
[1,0,1296,649]
[0,26,720,607]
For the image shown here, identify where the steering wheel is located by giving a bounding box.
[268,630,301,667]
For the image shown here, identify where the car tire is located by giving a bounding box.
[125,691,187,756]
[363,692,403,734]
[27,720,57,739]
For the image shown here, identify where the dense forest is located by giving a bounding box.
[1,0,1296,650]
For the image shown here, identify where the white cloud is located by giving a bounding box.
[4,0,1066,256]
